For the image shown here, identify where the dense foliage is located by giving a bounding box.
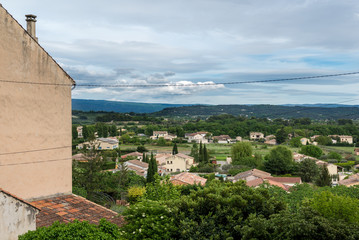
[20,219,121,240]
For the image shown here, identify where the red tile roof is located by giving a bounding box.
[170,172,207,186]
[31,194,124,228]
[265,177,302,184]
[246,178,264,187]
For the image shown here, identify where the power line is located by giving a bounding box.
[0,157,72,167]
[1,71,359,88]
[76,71,359,88]
[0,146,71,156]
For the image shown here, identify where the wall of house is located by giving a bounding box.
[0,191,38,240]
[165,156,187,172]
[0,6,73,200]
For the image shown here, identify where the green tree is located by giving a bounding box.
[203,144,209,164]
[157,137,166,146]
[72,144,105,200]
[298,158,319,182]
[315,165,332,187]
[72,125,78,139]
[199,142,203,163]
[146,153,157,183]
[82,125,89,140]
[315,136,332,145]
[310,191,359,224]
[231,142,253,164]
[289,137,302,148]
[275,127,287,144]
[190,143,199,162]
[172,143,178,155]
[110,125,118,137]
[300,145,323,158]
[19,219,120,239]
[264,146,294,174]
[327,151,342,161]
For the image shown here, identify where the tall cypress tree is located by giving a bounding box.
[203,144,208,164]
[142,152,146,162]
[172,143,178,155]
[146,152,157,183]
[199,142,203,163]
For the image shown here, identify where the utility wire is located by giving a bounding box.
[0,157,72,167]
[0,146,71,156]
[1,71,359,88]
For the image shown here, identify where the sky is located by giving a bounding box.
[2,0,359,105]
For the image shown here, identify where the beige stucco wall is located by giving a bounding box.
[165,156,187,172]
[0,191,39,240]
[0,6,73,200]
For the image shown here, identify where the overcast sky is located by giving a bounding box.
[3,0,359,105]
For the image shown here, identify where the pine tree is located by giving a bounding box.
[172,143,178,155]
[142,152,146,162]
[315,165,332,187]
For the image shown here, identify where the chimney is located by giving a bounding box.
[25,14,38,41]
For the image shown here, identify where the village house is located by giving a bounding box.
[186,132,209,143]
[249,132,264,140]
[233,169,302,190]
[121,151,143,161]
[77,126,83,138]
[0,6,124,232]
[164,133,177,141]
[0,7,75,200]
[170,172,207,186]
[151,131,168,140]
[300,137,310,145]
[264,135,277,145]
[236,136,242,142]
[329,135,354,144]
[213,135,232,143]
[123,160,148,177]
[77,137,119,150]
[339,173,359,187]
[355,148,359,156]
[164,153,195,172]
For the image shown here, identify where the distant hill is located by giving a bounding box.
[72,99,192,113]
[151,104,359,120]
[72,99,359,120]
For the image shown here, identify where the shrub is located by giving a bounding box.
[19,219,120,239]
[127,186,146,203]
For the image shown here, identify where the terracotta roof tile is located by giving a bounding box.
[170,172,207,186]
[31,194,124,228]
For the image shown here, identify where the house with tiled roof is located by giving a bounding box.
[265,177,302,186]
[0,6,124,231]
[0,5,75,201]
[151,131,168,140]
[233,169,271,182]
[213,135,232,144]
[77,138,119,150]
[249,132,264,140]
[186,132,209,143]
[170,172,207,186]
[0,188,40,239]
[164,153,195,172]
[339,174,359,187]
[121,151,143,160]
[124,160,149,177]
[355,148,359,156]
[31,194,123,228]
